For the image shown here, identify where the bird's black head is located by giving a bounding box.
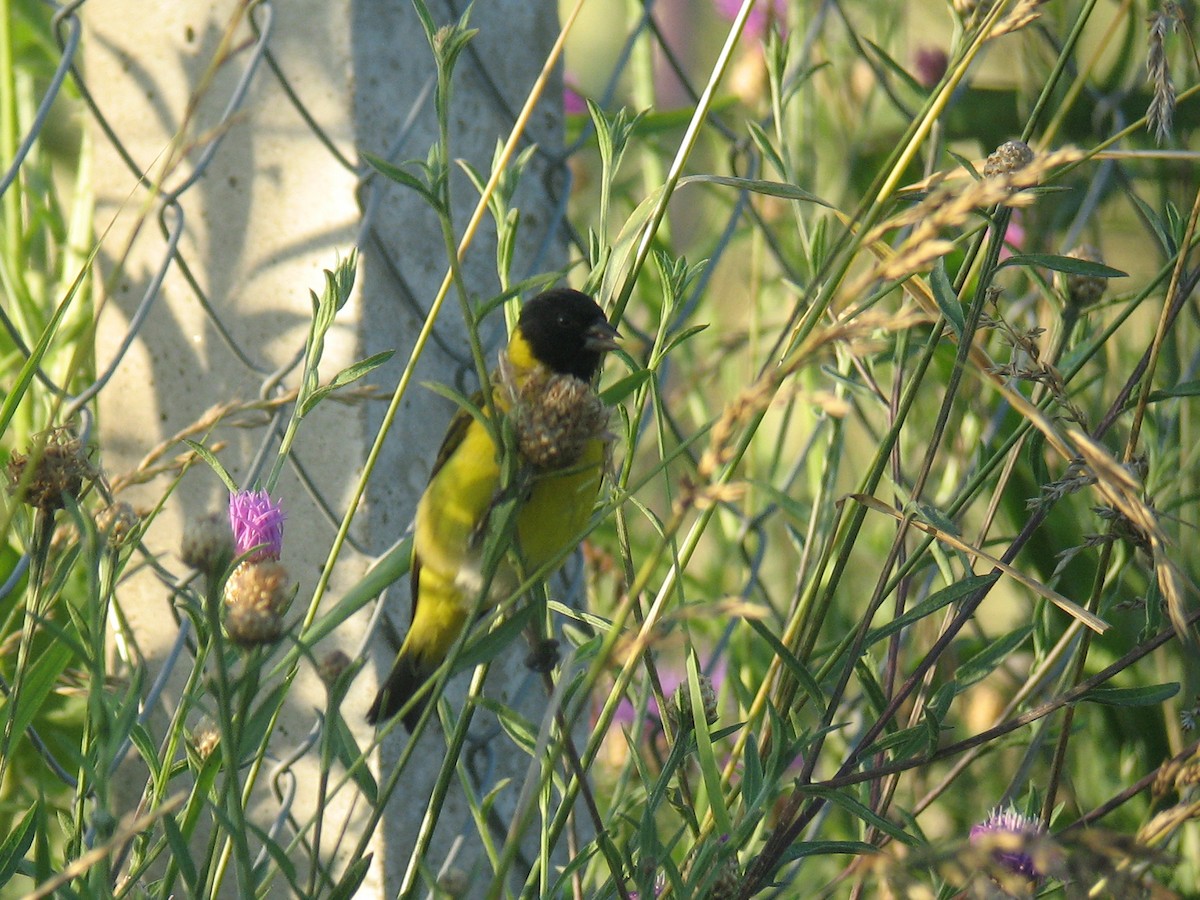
[518,288,619,381]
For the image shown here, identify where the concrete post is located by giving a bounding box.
[87,0,567,894]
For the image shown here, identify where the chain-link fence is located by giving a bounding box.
[8,0,1194,896]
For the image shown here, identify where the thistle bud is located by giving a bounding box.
[682,838,739,899]
[669,673,719,733]
[1064,244,1107,309]
[984,140,1034,179]
[182,511,234,575]
[317,649,352,687]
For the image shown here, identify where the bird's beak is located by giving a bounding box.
[585,320,621,353]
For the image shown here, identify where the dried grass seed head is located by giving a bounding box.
[1147,4,1181,144]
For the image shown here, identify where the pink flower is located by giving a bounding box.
[714,0,788,40]
[228,489,285,562]
[564,80,587,116]
[988,209,1026,262]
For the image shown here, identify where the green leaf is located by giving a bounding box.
[998,253,1127,279]
[864,575,997,648]
[799,785,919,846]
[1080,682,1179,707]
[183,440,238,492]
[162,814,199,895]
[128,724,163,782]
[451,603,540,674]
[677,173,831,207]
[331,713,378,804]
[743,731,764,812]
[778,840,878,863]
[283,536,412,670]
[4,640,72,739]
[329,857,372,900]
[930,259,964,337]
[1130,194,1174,256]
[661,323,711,357]
[746,120,787,178]
[0,269,85,440]
[747,618,826,714]
[248,821,299,892]
[861,723,928,760]
[914,501,961,537]
[957,626,1033,687]
[599,369,652,406]
[863,38,924,94]
[947,148,980,179]
[688,654,732,837]
[0,803,38,886]
[362,152,438,207]
[298,350,394,418]
[1145,381,1200,404]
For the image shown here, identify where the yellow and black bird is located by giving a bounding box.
[368,288,619,730]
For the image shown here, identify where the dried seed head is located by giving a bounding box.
[182,511,234,575]
[97,502,140,548]
[513,367,609,471]
[317,649,352,687]
[6,428,92,512]
[984,140,1035,179]
[1064,244,1108,309]
[191,722,220,760]
[223,560,292,647]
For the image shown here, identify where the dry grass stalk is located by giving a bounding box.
[856,147,1083,289]
[991,0,1046,39]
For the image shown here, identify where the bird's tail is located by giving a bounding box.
[366,647,432,730]
[367,587,468,731]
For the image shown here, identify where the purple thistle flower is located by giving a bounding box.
[969,806,1045,881]
[229,489,285,562]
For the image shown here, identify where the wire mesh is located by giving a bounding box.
[0,0,605,886]
[4,0,1176,895]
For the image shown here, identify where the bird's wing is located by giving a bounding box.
[411,388,491,620]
